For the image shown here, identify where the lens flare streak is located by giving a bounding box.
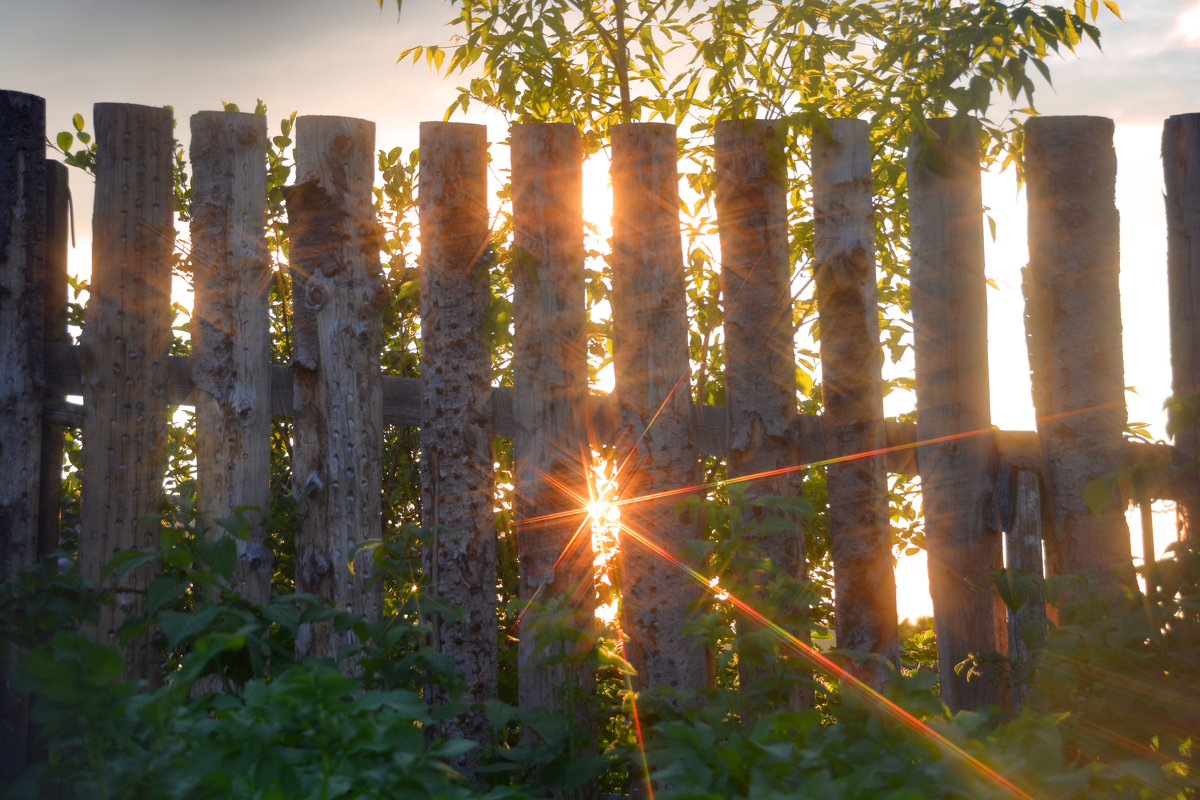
[506,405,1135,797]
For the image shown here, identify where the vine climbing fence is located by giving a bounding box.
[2,88,1199,776]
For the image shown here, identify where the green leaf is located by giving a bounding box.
[102,547,159,581]
[159,606,220,650]
[196,535,238,580]
[55,131,73,151]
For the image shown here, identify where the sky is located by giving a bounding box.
[3,0,1199,620]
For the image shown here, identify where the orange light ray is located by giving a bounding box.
[614,517,1036,800]
[507,511,594,637]
[613,373,688,481]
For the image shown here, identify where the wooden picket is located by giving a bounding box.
[190,111,272,603]
[4,89,1200,778]
[510,123,594,724]
[0,89,47,785]
[811,118,897,691]
[1165,114,1200,534]
[79,103,176,682]
[714,118,810,708]
[610,123,707,696]
[1025,117,1134,590]
[417,121,496,749]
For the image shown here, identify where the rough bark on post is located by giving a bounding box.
[418,121,497,749]
[908,118,1005,710]
[285,116,384,663]
[1001,468,1045,709]
[1024,116,1133,589]
[611,122,707,695]
[511,124,595,726]
[190,111,272,604]
[0,88,47,787]
[80,103,175,681]
[713,119,808,709]
[1164,114,1200,539]
[38,161,69,557]
[812,118,898,689]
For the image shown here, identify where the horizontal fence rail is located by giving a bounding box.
[3,89,1200,781]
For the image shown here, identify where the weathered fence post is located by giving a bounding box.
[285,115,384,662]
[1001,468,1046,709]
[0,88,47,785]
[1024,116,1133,589]
[713,118,808,709]
[611,122,707,695]
[812,118,898,689]
[1164,113,1200,537]
[908,118,1005,710]
[418,121,497,750]
[191,111,271,604]
[79,102,175,681]
[511,124,595,725]
[38,161,69,557]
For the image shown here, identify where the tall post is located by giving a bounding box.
[80,103,175,682]
[812,118,898,689]
[908,118,1005,710]
[286,115,384,663]
[714,119,808,709]
[1164,114,1200,538]
[191,111,272,604]
[511,124,595,725]
[611,122,707,695]
[418,121,497,753]
[0,88,47,785]
[1024,116,1133,589]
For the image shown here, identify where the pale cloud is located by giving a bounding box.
[1173,1,1200,44]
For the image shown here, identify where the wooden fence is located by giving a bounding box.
[3,88,1199,776]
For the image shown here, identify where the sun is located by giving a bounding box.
[587,498,615,524]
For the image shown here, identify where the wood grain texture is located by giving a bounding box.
[813,118,898,689]
[714,119,808,709]
[909,118,1005,710]
[1024,116,1133,589]
[286,115,385,663]
[190,111,271,603]
[511,124,595,725]
[611,123,706,695]
[418,121,496,752]
[79,103,174,682]
[0,88,46,786]
[1164,114,1200,538]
